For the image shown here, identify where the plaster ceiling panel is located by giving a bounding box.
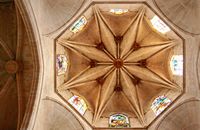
[70,81,100,112]
[0,78,18,130]
[137,81,168,112]
[157,99,200,130]
[100,11,137,37]
[0,3,16,55]
[154,0,200,35]
[147,48,172,81]
[39,0,85,34]
[35,99,84,130]
[63,47,90,82]
[102,91,137,117]
[0,45,10,61]
[69,16,101,46]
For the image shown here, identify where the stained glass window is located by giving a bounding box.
[68,95,87,115]
[151,16,170,34]
[110,9,128,15]
[170,55,183,76]
[109,114,130,128]
[70,16,87,33]
[56,54,68,75]
[151,95,171,116]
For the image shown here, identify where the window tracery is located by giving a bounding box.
[151,15,170,34]
[151,95,171,116]
[68,95,87,115]
[56,54,68,75]
[110,9,128,15]
[70,16,87,33]
[170,55,183,76]
[109,114,130,128]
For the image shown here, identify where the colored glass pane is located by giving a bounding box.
[151,16,170,34]
[170,55,183,76]
[151,95,171,116]
[109,114,130,128]
[56,54,68,75]
[70,16,87,33]
[68,95,87,115]
[110,9,128,15]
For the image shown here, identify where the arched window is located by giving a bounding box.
[70,16,87,33]
[170,55,183,76]
[68,95,87,115]
[151,95,171,116]
[56,54,68,75]
[110,9,128,15]
[151,15,170,34]
[109,114,130,128]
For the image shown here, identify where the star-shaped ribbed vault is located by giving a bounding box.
[56,5,183,128]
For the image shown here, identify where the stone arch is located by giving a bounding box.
[34,97,84,130]
[154,0,200,35]
[156,98,200,130]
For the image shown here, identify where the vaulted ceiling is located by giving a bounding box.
[56,3,183,128]
[0,1,39,129]
[1,0,200,130]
